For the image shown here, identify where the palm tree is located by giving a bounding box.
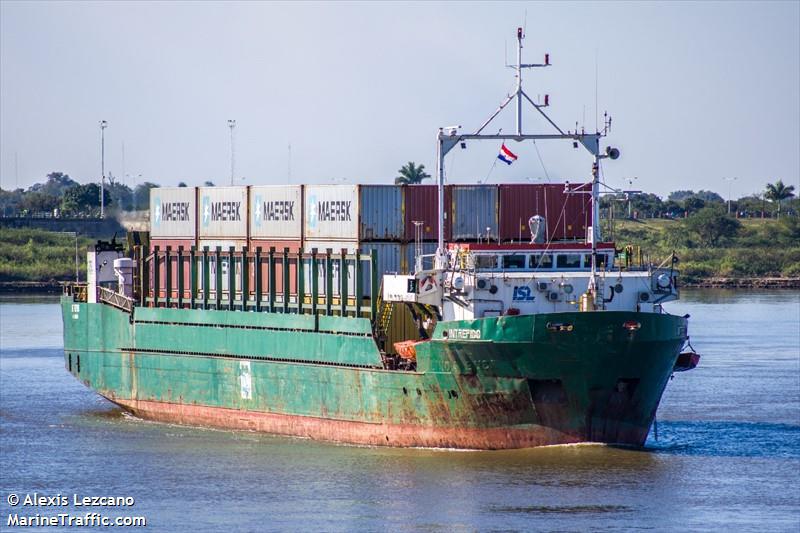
[764,180,796,217]
[395,162,431,185]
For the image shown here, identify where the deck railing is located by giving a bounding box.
[138,246,379,320]
[97,286,135,313]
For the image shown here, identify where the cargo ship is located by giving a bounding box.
[61,29,698,449]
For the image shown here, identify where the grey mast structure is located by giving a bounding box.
[434,27,619,309]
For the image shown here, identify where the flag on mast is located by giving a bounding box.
[497,143,518,165]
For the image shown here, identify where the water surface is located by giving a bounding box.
[1,290,798,531]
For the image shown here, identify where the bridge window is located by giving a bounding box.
[582,253,608,269]
[530,254,553,270]
[502,254,527,269]
[556,254,581,269]
[474,255,497,269]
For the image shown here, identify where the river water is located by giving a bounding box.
[1,290,798,532]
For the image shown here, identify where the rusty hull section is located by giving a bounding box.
[62,297,684,450]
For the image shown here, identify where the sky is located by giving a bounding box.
[1,1,798,199]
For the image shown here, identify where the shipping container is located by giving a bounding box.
[196,239,247,301]
[249,185,303,240]
[304,184,404,242]
[150,238,195,303]
[404,185,451,242]
[499,184,547,242]
[149,187,197,240]
[198,186,248,239]
[304,185,359,241]
[499,183,592,242]
[406,242,438,272]
[302,240,355,299]
[358,185,404,241]
[198,239,248,252]
[303,241,406,297]
[543,183,591,240]
[451,184,499,241]
[248,240,302,302]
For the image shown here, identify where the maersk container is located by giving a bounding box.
[304,185,359,241]
[198,186,248,239]
[196,239,247,301]
[149,187,197,240]
[302,240,356,298]
[249,185,303,240]
[149,238,196,302]
[304,184,404,242]
[249,240,303,301]
[451,185,499,241]
[404,185,451,242]
[303,240,405,297]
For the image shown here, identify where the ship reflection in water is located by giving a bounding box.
[1,289,798,531]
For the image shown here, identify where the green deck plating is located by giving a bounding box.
[62,297,687,449]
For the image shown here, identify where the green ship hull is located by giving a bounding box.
[61,296,687,449]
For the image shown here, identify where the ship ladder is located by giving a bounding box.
[378,300,394,334]
[372,280,394,351]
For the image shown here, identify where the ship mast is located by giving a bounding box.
[435,27,619,308]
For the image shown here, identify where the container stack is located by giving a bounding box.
[303,184,405,296]
[146,182,591,301]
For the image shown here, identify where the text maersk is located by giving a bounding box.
[317,200,351,222]
[210,201,241,222]
[160,201,191,222]
[261,201,295,221]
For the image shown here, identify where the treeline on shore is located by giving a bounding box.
[1,171,798,288]
[1,171,798,220]
[609,216,800,284]
[0,228,94,283]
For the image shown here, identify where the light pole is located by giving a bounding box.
[99,120,108,218]
[623,177,639,218]
[227,119,236,185]
[723,177,738,215]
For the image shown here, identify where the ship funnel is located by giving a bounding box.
[528,215,546,244]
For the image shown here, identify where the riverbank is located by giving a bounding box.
[682,277,800,289]
[0,281,64,293]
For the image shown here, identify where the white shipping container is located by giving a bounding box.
[304,185,359,241]
[302,240,356,298]
[196,240,246,299]
[198,186,248,239]
[150,187,196,239]
[303,241,404,297]
[249,185,303,240]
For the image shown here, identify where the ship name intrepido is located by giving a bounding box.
[447,328,482,340]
